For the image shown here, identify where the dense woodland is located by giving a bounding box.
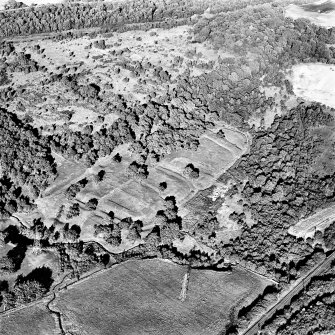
[1,1,335,169]
[228,103,335,276]
[0,0,297,38]
[0,108,56,218]
[185,103,335,281]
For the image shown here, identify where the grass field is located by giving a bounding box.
[54,259,270,335]
[0,302,56,335]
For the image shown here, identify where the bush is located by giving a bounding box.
[86,198,98,211]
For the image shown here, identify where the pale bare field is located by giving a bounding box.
[172,234,215,255]
[19,249,59,276]
[285,1,335,28]
[288,205,335,238]
[54,258,270,335]
[290,63,335,108]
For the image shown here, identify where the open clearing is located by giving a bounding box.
[285,1,335,28]
[158,127,249,191]
[17,124,247,241]
[288,205,335,238]
[290,63,335,108]
[54,258,270,335]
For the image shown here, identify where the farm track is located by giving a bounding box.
[235,264,279,286]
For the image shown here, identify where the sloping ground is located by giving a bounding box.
[54,259,270,335]
[290,63,335,108]
[289,205,335,238]
[285,1,335,27]
[0,302,57,335]
[158,127,249,191]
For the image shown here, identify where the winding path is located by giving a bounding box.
[46,273,72,335]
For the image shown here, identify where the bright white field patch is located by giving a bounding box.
[288,205,335,238]
[285,1,335,28]
[0,0,62,10]
[290,63,335,108]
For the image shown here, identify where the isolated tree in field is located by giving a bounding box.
[113,153,122,163]
[158,181,167,192]
[86,198,98,211]
[108,211,115,220]
[217,129,226,139]
[93,170,105,184]
[183,163,199,179]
